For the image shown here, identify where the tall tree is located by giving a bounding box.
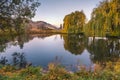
[63,11,86,34]
[86,0,120,36]
[0,0,40,33]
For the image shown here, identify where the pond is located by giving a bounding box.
[0,34,120,71]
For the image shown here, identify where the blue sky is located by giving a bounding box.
[32,0,103,27]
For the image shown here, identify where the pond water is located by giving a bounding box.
[0,34,120,71]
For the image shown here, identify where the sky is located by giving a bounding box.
[32,0,103,27]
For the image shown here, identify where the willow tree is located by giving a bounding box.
[0,0,40,34]
[86,0,120,36]
[63,11,86,34]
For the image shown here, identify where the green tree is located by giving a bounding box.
[0,0,40,34]
[63,11,86,34]
[85,0,120,36]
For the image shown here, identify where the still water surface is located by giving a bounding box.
[0,34,120,71]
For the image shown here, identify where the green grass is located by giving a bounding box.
[0,60,120,80]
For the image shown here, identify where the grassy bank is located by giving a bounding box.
[0,60,120,80]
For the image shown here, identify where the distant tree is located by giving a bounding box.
[0,0,40,33]
[59,24,63,29]
[63,11,86,34]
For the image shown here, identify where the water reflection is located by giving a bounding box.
[0,56,8,65]
[0,34,53,52]
[87,37,120,65]
[0,35,26,52]
[12,52,28,68]
[62,35,120,65]
[0,52,30,69]
[0,35,15,52]
[62,34,86,55]
[0,34,120,70]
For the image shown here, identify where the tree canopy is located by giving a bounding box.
[63,11,86,34]
[85,0,120,36]
[0,0,40,33]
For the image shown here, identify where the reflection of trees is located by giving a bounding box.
[28,34,54,40]
[107,39,120,55]
[0,33,120,68]
[12,52,28,68]
[62,34,85,55]
[0,34,54,52]
[0,56,8,65]
[0,45,6,52]
[17,34,29,49]
[0,35,15,52]
[0,34,28,51]
[87,38,120,65]
[0,52,31,69]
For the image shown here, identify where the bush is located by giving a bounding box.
[0,60,120,80]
